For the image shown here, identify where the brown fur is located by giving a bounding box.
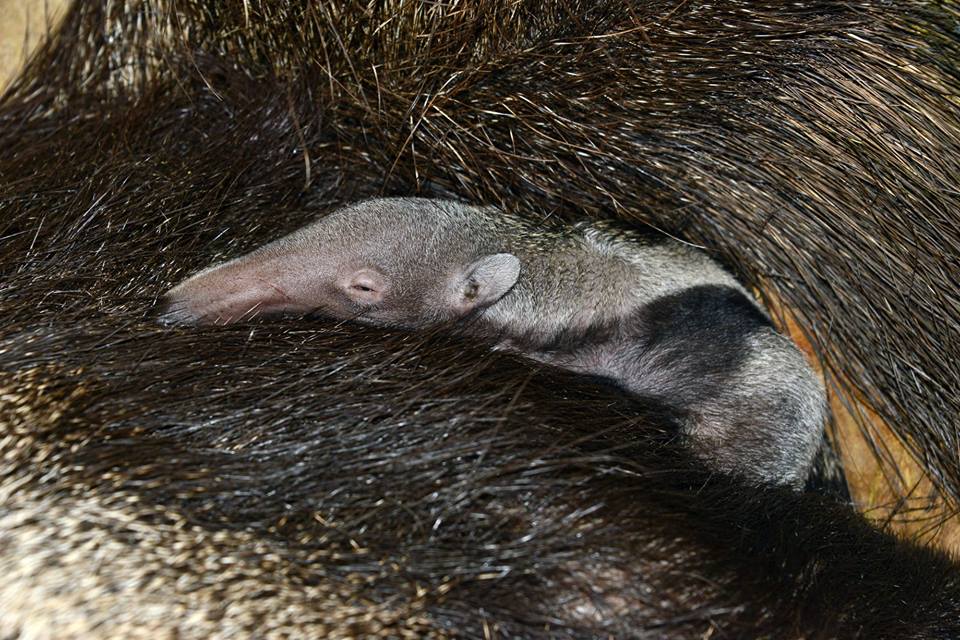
[3,0,960,636]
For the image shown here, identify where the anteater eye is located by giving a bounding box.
[351,284,374,292]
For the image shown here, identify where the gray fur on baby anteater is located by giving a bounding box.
[161,198,826,487]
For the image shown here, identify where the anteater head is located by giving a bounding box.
[158,198,520,328]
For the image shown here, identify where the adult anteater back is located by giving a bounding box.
[2,0,960,637]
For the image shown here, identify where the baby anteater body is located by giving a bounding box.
[162,198,826,486]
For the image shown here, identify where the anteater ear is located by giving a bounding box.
[448,253,520,315]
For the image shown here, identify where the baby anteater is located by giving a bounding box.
[161,198,826,486]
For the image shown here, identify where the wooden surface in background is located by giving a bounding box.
[0,0,68,89]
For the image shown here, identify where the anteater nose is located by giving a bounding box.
[155,294,202,326]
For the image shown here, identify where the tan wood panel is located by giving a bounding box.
[0,0,69,89]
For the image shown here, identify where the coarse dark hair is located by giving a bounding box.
[2,1,959,637]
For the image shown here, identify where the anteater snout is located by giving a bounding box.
[155,293,203,326]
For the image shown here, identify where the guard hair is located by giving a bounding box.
[2,0,960,637]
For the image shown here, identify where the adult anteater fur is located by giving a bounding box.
[161,197,826,487]
[2,325,960,638]
[1,0,960,637]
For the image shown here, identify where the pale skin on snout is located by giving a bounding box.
[161,198,827,487]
